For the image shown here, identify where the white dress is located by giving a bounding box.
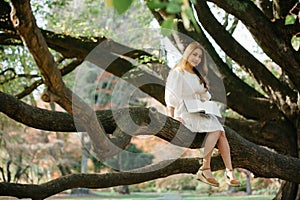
[165,68,224,133]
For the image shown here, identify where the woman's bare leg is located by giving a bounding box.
[217,131,232,169]
[201,131,221,178]
[217,131,237,179]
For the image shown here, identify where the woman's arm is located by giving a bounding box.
[200,90,211,101]
[165,69,183,108]
[167,106,175,118]
[167,106,184,123]
[165,69,184,123]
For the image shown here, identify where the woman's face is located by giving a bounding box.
[187,48,202,67]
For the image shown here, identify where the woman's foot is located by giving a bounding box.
[196,167,219,187]
[225,168,240,187]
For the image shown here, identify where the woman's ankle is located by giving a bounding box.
[202,158,210,166]
[226,167,233,172]
[225,168,237,179]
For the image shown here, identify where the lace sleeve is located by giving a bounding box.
[165,69,183,107]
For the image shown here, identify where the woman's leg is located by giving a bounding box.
[217,131,238,180]
[216,131,232,169]
[201,131,221,178]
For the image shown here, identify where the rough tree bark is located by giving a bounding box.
[147,0,300,199]
[198,1,300,199]
[1,91,300,178]
[0,0,300,199]
[0,99,300,199]
[10,0,121,162]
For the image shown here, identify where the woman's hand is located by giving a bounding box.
[167,106,175,118]
[168,106,185,124]
[175,117,185,124]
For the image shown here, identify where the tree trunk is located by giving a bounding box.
[274,110,300,200]
[274,181,299,200]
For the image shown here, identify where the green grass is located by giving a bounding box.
[51,192,273,200]
[182,196,273,200]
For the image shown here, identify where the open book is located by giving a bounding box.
[183,99,222,118]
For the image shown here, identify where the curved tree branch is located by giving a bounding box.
[10,0,120,160]
[208,0,300,91]
[0,126,300,199]
[147,5,287,122]
[195,0,297,121]
[0,90,299,174]
[0,68,40,87]
[15,58,83,99]
[2,0,296,161]
[1,24,286,122]
[255,0,273,19]
[1,0,299,198]
[0,88,292,152]
[2,2,289,123]
[225,117,297,156]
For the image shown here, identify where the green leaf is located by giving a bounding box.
[113,0,133,14]
[147,0,167,9]
[161,16,177,36]
[291,35,300,51]
[285,14,297,25]
[166,1,182,14]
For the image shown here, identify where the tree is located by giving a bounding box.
[0,0,300,200]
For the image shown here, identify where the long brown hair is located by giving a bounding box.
[174,42,209,89]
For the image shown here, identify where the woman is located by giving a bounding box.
[165,42,240,187]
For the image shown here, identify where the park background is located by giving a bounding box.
[0,0,299,199]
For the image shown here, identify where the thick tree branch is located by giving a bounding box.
[1,5,289,123]
[0,31,104,58]
[1,90,299,174]
[0,31,168,103]
[0,87,293,153]
[1,25,286,122]
[10,1,70,110]
[1,0,299,197]
[147,6,287,122]
[208,0,300,91]
[195,38,284,121]
[0,158,212,199]
[10,0,120,160]
[0,126,300,199]
[42,30,106,59]
[195,0,298,121]
[255,0,273,19]
[4,0,296,161]
[225,117,297,156]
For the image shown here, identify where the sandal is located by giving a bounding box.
[225,169,241,187]
[195,167,219,187]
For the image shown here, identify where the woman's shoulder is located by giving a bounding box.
[170,67,183,75]
[167,68,184,79]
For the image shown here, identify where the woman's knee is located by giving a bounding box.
[219,131,229,142]
[220,131,226,137]
[209,130,221,138]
